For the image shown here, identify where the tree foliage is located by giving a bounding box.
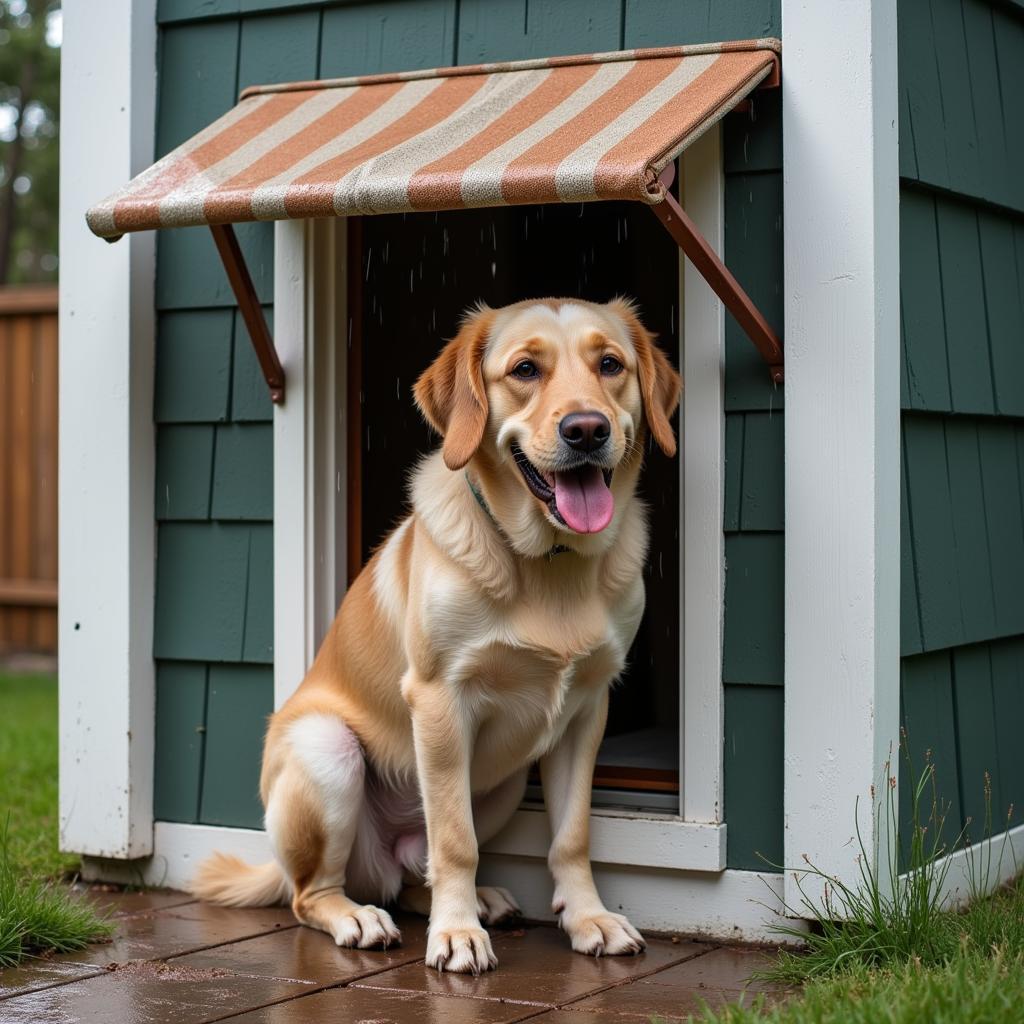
[0,0,59,285]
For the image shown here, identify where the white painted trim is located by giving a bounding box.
[480,856,804,944]
[273,219,348,708]
[919,822,1024,912]
[782,2,901,909]
[679,130,726,825]
[58,0,157,858]
[82,823,797,944]
[82,823,272,892]
[483,807,725,872]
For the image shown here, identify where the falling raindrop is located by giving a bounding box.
[491,262,497,278]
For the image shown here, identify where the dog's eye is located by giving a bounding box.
[600,355,624,376]
[511,360,540,380]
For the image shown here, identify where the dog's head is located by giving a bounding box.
[415,298,680,539]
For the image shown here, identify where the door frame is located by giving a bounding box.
[271,130,729,874]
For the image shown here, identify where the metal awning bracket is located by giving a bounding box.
[207,150,786,402]
[209,223,286,404]
[651,165,783,383]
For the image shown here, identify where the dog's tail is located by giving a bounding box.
[190,852,290,907]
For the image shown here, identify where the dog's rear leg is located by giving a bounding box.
[267,713,401,949]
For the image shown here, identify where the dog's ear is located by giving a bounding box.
[414,306,492,470]
[611,299,682,458]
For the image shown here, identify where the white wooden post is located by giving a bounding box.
[782,1,901,906]
[58,0,158,858]
[680,131,726,825]
[273,219,347,710]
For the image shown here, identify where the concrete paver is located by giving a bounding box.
[0,887,789,1022]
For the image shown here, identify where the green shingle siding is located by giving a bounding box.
[211,425,274,520]
[723,171,784,413]
[901,0,1024,216]
[723,534,784,687]
[321,1,457,77]
[623,0,779,47]
[156,425,216,521]
[900,191,951,413]
[154,310,234,423]
[900,649,963,858]
[200,664,273,828]
[990,639,1024,825]
[900,635,1024,857]
[717,36,784,866]
[903,414,1024,655]
[899,0,1024,855]
[151,0,786,863]
[232,308,276,422]
[460,0,620,62]
[723,684,783,870]
[154,662,208,823]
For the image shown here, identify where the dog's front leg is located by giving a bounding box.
[540,688,646,956]
[405,672,497,974]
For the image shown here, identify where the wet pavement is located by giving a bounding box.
[0,888,789,1022]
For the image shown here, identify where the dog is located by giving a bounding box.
[192,297,681,974]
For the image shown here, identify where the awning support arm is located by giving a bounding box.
[649,168,784,384]
[208,175,784,403]
[209,223,286,404]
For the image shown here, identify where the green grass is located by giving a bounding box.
[0,674,78,878]
[0,834,114,968]
[0,672,112,967]
[764,757,1019,983]
[687,752,1024,1024]
[700,947,1024,1024]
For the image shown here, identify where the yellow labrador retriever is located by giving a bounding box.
[192,297,680,974]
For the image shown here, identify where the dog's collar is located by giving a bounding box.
[465,472,573,559]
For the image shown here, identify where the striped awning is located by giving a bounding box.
[86,40,779,239]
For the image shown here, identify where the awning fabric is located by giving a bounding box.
[86,40,779,239]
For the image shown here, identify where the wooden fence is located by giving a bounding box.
[0,286,58,655]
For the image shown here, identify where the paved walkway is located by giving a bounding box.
[0,888,789,1023]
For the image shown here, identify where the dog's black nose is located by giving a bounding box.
[559,411,611,453]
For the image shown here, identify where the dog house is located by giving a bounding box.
[59,0,1024,941]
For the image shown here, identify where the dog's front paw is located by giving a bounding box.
[330,904,402,949]
[560,910,646,957]
[426,925,497,974]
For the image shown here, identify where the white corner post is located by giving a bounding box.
[680,130,726,826]
[782,1,901,908]
[273,218,348,710]
[58,0,158,857]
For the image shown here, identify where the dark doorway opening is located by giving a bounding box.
[348,196,680,809]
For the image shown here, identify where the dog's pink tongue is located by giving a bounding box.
[553,466,614,534]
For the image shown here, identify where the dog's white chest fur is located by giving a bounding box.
[414,556,645,792]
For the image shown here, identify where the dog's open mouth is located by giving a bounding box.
[511,442,614,534]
